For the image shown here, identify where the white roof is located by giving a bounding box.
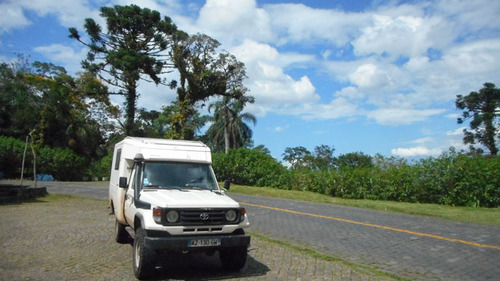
[119,137,212,163]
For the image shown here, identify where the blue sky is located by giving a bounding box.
[1,0,500,162]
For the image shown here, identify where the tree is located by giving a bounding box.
[1,57,115,162]
[171,33,252,139]
[206,96,256,153]
[69,4,179,136]
[27,62,113,160]
[0,58,40,139]
[311,145,336,170]
[456,82,500,156]
[136,102,208,139]
[282,146,312,169]
[337,152,373,169]
[282,145,338,170]
[253,145,271,156]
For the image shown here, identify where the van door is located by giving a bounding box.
[124,164,140,227]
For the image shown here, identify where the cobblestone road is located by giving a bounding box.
[0,181,392,280]
[2,180,499,281]
[231,194,500,281]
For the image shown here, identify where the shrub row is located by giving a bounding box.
[0,136,87,181]
[212,148,289,188]
[213,148,500,208]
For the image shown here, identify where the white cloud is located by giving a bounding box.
[409,137,435,145]
[33,44,87,74]
[433,0,500,36]
[274,125,289,132]
[277,96,360,120]
[442,39,500,76]
[265,3,369,46]
[391,125,470,158]
[0,1,30,33]
[230,39,320,116]
[304,97,360,120]
[34,44,82,61]
[352,10,451,59]
[349,64,390,90]
[446,127,466,136]
[391,146,442,157]
[334,86,365,100]
[367,107,446,126]
[17,0,99,28]
[196,0,273,45]
[446,113,460,119]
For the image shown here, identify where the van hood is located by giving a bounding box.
[139,189,240,208]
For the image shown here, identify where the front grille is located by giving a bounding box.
[180,209,228,225]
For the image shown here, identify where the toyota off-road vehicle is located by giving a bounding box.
[108,137,250,279]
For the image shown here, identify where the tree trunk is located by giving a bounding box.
[224,124,230,154]
[125,82,137,136]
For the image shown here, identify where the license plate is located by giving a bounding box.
[189,239,221,247]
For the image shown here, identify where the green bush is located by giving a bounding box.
[88,153,112,179]
[37,146,86,181]
[0,136,27,178]
[212,148,289,188]
[225,148,500,208]
[0,136,88,181]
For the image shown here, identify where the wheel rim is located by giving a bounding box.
[134,240,141,268]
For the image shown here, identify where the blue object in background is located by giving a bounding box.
[36,174,54,181]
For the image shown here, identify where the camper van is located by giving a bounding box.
[108,137,250,279]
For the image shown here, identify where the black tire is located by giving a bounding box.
[219,246,247,271]
[133,227,156,280]
[115,219,130,244]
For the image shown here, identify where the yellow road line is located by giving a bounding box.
[240,201,500,251]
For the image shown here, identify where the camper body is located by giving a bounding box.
[109,137,250,279]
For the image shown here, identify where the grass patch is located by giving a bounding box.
[228,184,500,226]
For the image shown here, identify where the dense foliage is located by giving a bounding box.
[0,136,87,181]
[213,148,500,208]
[212,148,289,188]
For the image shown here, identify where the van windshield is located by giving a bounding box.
[141,162,219,191]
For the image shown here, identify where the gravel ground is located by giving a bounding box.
[0,194,395,281]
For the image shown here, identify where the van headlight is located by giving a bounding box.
[166,210,179,223]
[225,210,237,222]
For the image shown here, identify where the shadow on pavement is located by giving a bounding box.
[136,249,270,280]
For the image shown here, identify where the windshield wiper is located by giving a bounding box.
[163,186,185,191]
[184,185,210,190]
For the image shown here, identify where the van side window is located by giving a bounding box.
[114,149,122,170]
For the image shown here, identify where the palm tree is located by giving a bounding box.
[207,96,256,153]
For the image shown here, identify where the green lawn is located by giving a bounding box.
[227,184,500,226]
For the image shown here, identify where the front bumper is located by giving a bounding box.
[144,234,251,251]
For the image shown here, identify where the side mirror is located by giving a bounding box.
[223,179,231,190]
[119,177,127,188]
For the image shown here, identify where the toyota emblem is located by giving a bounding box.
[200,213,210,220]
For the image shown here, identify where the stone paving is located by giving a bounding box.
[2,180,499,281]
[0,182,393,281]
[231,194,500,281]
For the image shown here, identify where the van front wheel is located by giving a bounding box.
[133,227,155,279]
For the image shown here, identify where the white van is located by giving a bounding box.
[108,137,250,279]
